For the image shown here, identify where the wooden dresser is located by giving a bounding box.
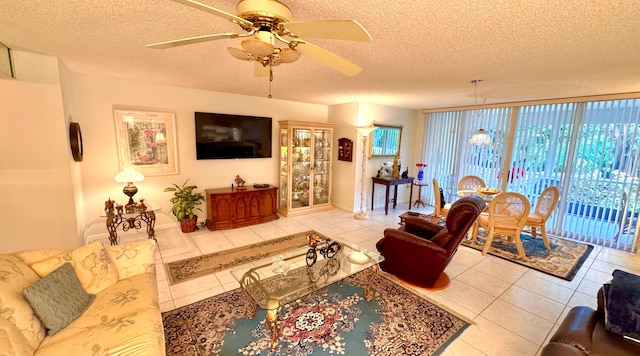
[205,185,279,230]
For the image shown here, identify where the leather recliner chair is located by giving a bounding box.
[376,196,486,288]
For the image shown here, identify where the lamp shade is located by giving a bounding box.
[468,128,492,146]
[276,48,301,63]
[227,47,253,60]
[354,125,377,136]
[114,168,144,183]
[241,38,274,56]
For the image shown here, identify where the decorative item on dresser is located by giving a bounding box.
[234,175,247,190]
[164,179,205,233]
[205,185,279,230]
[278,120,335,217]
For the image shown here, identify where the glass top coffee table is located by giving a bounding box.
[230,237,384,350]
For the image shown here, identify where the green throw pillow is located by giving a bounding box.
[22,262,95,336]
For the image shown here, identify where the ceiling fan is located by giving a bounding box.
[146,0,372,78]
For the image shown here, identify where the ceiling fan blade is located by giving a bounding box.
[295,41,363,76]
[146,33,237,49]
[282,20,371,42]
[254,62,269,77]
[170,0,253,28]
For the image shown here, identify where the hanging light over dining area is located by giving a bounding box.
[468,79,492,146]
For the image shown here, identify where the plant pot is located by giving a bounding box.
[180,216,198,233]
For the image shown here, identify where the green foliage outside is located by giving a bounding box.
[512,121,640,213]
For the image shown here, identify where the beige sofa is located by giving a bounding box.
[0,239,165,356]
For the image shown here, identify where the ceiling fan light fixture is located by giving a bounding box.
[277,48,300,63]
[241,38,274,56]
[227,47,254,60]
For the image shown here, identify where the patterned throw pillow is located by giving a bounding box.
[106,239,157,279]
[30,241,119,294]
[22,263,95,336]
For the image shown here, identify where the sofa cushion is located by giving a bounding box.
[22,262,96,336]
[604,269,640,340]
[106,239,157,280]
[13,249,67,266]
[31,241,119,294]
[0,315,36,356]
[36,272,164,356]
[0,254,46,349]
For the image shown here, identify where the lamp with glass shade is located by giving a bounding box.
[114,168,144,206]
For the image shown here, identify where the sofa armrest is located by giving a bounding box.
[403,217,443,239]
[540,342,588,356]
[549,306,598,352]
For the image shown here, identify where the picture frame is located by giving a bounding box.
[113,109,179,176]
[369,124,403,158]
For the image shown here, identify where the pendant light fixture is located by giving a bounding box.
[468,79,492,146]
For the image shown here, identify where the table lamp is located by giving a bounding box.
[114,167,144,206]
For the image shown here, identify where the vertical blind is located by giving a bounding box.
[424,98,640,252]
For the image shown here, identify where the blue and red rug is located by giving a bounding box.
[462,233,593,281]
[162,268,469,355]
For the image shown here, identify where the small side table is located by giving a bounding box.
[103,209,158,245]
[413,181,429,208]
[371,177,415,215]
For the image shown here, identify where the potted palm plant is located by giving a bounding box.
[164,179,205,233]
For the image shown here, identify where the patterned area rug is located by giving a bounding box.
[165,232,312,285]
[162,268,469,355]
[461,233,593,281]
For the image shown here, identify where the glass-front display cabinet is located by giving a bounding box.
[278,121,335,216]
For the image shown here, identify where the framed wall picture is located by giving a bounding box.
[338,137,353,162]
[113,109,179,176]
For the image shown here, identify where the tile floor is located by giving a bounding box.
[105,205,640,356]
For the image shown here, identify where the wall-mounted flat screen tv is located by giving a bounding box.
[195,112,272,159]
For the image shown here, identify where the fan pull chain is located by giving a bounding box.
[268,66,273,99]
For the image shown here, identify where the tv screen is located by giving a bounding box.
[195,112,272,159]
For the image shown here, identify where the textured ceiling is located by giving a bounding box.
[2,0,640,109]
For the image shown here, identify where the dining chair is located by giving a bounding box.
[457,175,486,191]
[432,178,452,218]
[472,191,531,260]
[524,186,559,251]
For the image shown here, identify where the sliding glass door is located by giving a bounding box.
[423,98,640,252]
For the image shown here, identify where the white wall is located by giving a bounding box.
[328,102,422,214]
[0,50,425,251]
[69,74,328,240]
[0,52,79,252]
[359,103,422,211]
[328,103,360,212]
